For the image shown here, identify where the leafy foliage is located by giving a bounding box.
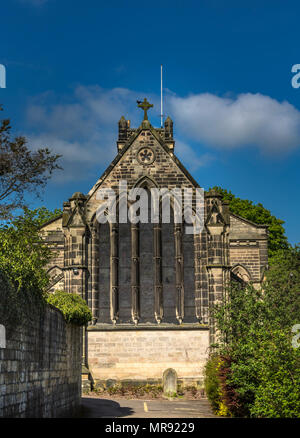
[46,290,92,326]
[0,209,90,330]
[209,186,288,259]
[0,105,61,219]
[204,354,223,413]
[217,355,244,417]
[264,246,300,328]
[0,270,21,329]
[0,270,48,334]
[0,207,61,291]
[250,329,300,418]
[205,246,300,418]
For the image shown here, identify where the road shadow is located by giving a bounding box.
[77,397,134,418]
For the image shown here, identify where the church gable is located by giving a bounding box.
[40,215,63,233]
[86,128,200,222]
[91,131,190,190]
[84,98,201,221]
[229,213,268,240]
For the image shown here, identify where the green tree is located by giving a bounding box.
[0,105,61,219]
[264,246,300,328]
[0,207,62,330]
[209,186,288,259]
[0,206,62,291]
[207,246,300,418]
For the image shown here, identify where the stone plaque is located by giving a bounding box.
[0,324,6,349]
[163,368,177,395]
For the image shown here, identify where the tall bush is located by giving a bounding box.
[205,246,300,418]
[0,207,61,291]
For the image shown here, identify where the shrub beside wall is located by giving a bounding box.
[204,246,300,419]
[46,290,92,325]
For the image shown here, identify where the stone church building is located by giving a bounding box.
[41,99,268,387]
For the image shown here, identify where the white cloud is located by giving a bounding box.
[169,92,300,154]
[24,86,300,184]
[27,134,107,183]
[25,86,160,182]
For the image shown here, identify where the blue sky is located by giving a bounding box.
[0,0,300,244]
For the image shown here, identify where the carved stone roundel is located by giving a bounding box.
[137,147,155,165]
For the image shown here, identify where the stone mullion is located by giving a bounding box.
[201,231,209,324]
[67,233,71,293]
[131,223,140,325]
[174,224,184,324]
[194,233,202,322]
[223,229,231,299]
[110,223,119,324]
[63,231,71,293]
[207,265,216,345]
[73,228,86,297]
[87,230,92,310]
[81,232,86,299]
[206,231,222,345]
[153,223,163,324]
[91,226,99,324]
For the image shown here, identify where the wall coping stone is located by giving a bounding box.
[87,323,209,331]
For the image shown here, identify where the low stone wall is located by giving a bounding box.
[87,327,209,387]
[0,305,82,418]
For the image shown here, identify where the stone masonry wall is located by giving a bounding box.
[230,246,261,281]
[87,328,209,385]
[229,214,268,284]
[0,305,82,418]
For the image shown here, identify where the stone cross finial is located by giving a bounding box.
[137,98,153,121]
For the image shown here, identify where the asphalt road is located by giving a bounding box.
[79,396,217,418]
